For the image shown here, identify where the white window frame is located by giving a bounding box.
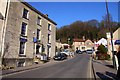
[48,34,51,44]
[21,22,28,36]
[37,17,42,26]
[19,41,26,55]
[37,29,41,40]
[48,23,51,31]
[23,8,29,19]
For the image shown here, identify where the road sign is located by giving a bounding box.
[115,40,120,45]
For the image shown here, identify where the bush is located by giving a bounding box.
[96,53,110,60]
[97,44,107,54]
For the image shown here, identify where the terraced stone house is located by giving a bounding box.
[0,0,57,67]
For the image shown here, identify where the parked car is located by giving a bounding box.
[61,49,70,56]
[76,50,82,54]
[81,50,86,53]
[86,49,93,54]
[53,53,67,60]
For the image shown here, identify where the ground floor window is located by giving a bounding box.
[36,45,41,54]
[47,46,51,57]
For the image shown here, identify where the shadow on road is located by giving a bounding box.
[105,65,114,69]
[106,71,117,79]
[96,72,112,80]
[96,71,118,80]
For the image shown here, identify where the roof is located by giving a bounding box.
[73,39,85,42]
[96,38,107,45]
[21,2,57,25]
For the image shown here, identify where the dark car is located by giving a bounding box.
[53,53,67,60]
[76,50,82,54]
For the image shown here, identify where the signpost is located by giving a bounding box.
[115,40,120,45]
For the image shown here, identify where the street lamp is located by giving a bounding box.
[105,0,115,68]
[33,31,36,61]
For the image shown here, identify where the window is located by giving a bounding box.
[37,17,41,25]
[48,23,51,31]
[21,22,27,36]
[36,45,40,54]
[48,34,51,43]
[47,46,51,57]
[19,42,25,55]
[36,29,41,40]
[23,8,29,19]
[87,42,89,45]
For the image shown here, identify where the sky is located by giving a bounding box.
[28,2,118,28]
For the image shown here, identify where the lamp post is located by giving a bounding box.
[33,31,36,62]
[105,0,115,68]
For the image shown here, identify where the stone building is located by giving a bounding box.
[0,0,57,67]
[72,39,94,51]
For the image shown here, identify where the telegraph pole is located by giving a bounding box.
[105,0,115,68]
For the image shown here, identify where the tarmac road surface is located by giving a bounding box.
[2,53,94,79]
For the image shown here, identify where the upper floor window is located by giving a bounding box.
[37,29,41,40]
[48,23,51,31]
[23,8,29,19]
[48,34,51,43]
[37,17,42,25]
[21,22,27,36]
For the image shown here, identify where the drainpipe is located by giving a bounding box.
[0,0,10,67]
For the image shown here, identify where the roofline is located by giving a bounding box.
[21,2,57,25]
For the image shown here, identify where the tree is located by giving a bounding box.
[97,44,107,54]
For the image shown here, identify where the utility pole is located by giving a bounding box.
[105,0,115,68]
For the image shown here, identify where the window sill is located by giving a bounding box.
[19,54,26,57]
[37,24,42,27]
[23,17,29,20]
[20,34,27,38]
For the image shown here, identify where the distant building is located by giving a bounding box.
[0,0,57,67]
[73,39,94,51]
[96,38,107,46]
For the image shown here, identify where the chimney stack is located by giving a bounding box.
[45,14,48,17]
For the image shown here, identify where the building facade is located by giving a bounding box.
[1,1,56,67]
[107,28,120,58]
[73,39,94,51]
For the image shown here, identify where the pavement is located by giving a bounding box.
[0,55,118,79]
[92,59,117,80]
[1,59,57,76]
[1,56,73,76]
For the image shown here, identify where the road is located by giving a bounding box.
[2,53,94,79]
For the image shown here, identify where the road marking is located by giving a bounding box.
[90,57,92,78]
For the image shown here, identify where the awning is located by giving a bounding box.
[115,40,120,45]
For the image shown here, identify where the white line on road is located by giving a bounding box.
[90,57,92,78]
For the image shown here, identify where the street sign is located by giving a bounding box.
[33,37,37,43]
[115,40,120,45]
